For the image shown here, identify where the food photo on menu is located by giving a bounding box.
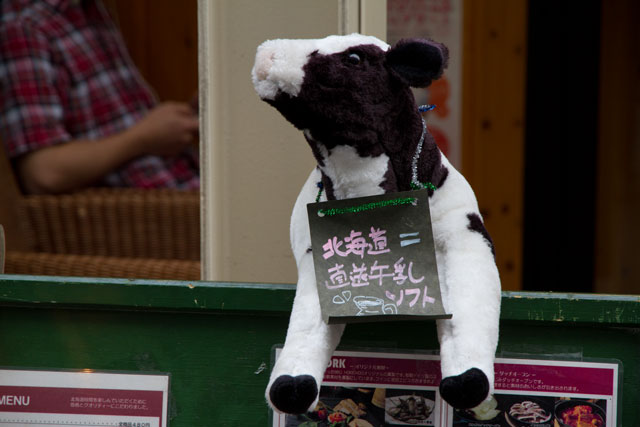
[284,386,436,426]
[452,395,607,427]
[553,398,606,427]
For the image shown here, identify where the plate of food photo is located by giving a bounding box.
[385,394,434,426]
[453,395,502,424]
[554,400,605,427]
[505,398,553,426]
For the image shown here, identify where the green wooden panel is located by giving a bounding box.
[0,275,638,426]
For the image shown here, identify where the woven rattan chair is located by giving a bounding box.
[0,147,200,281]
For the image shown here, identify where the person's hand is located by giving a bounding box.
[130,102,199,157]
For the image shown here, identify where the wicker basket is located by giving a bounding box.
[5,251,200,280]
[4,188,201,280]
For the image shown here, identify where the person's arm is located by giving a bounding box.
[17,102,199,194]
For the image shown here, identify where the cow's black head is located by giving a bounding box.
[252,34,448,157]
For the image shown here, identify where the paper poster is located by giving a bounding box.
[448,359,618,427]
[0,369,169,427]
[388,0,463,169]
[307,190,450,323]
[272,349,619,427]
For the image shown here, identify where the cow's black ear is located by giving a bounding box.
[386,39,448,88]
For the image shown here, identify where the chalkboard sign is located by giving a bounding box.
[307,189,451,324]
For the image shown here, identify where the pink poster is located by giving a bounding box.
[388,0,463,169]
[273,349,619,427]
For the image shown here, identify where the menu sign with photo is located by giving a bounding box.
[448,358,619,427]
[271,349,620,427]
[0,369,169,427]
[307,189,450,324]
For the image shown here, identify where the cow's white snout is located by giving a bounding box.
[252,39,315,101]
[253,45,276,82]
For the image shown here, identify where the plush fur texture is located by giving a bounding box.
[252,34,501,414]
[269,375,318,414]
[467,213,496,257]
[439,367,490,409]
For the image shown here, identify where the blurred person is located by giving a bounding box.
[0,0,200,194]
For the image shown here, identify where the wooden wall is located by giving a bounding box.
[108,0,199,103]
[462,0,528,291]
[594,0,640,295]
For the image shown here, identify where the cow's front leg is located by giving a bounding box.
[433,208,501,409]
[266,253,345,414]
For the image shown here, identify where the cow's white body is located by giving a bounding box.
[269,156,500,410]
[253,34,501,414]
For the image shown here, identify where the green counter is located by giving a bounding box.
[0,275,638,425]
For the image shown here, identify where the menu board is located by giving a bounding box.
[307,189,450,323]
[272,349,619,427]
[0,369,169,427]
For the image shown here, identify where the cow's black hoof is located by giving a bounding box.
[439,368,489,409]
[269,374,318,414]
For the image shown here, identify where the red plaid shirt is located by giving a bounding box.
[0,0,199,189]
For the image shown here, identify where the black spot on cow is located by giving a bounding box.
[320,173,336,201]
[380,161,399,193]
[467,213,495,257]
[305,136,326,167]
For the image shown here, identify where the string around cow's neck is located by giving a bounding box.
[410,104,437,192]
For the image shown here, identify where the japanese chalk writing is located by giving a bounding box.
[309,188,448,321]
[322,227,391,259]
[320,226,435,311]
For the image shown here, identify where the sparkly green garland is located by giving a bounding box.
[314,181,437,216]
[318,196,418,217]
[316,181,437,203]
[410,181,437,191]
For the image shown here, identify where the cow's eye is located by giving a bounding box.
[347,53,361,64]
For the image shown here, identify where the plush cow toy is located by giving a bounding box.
[252,34,501,415]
